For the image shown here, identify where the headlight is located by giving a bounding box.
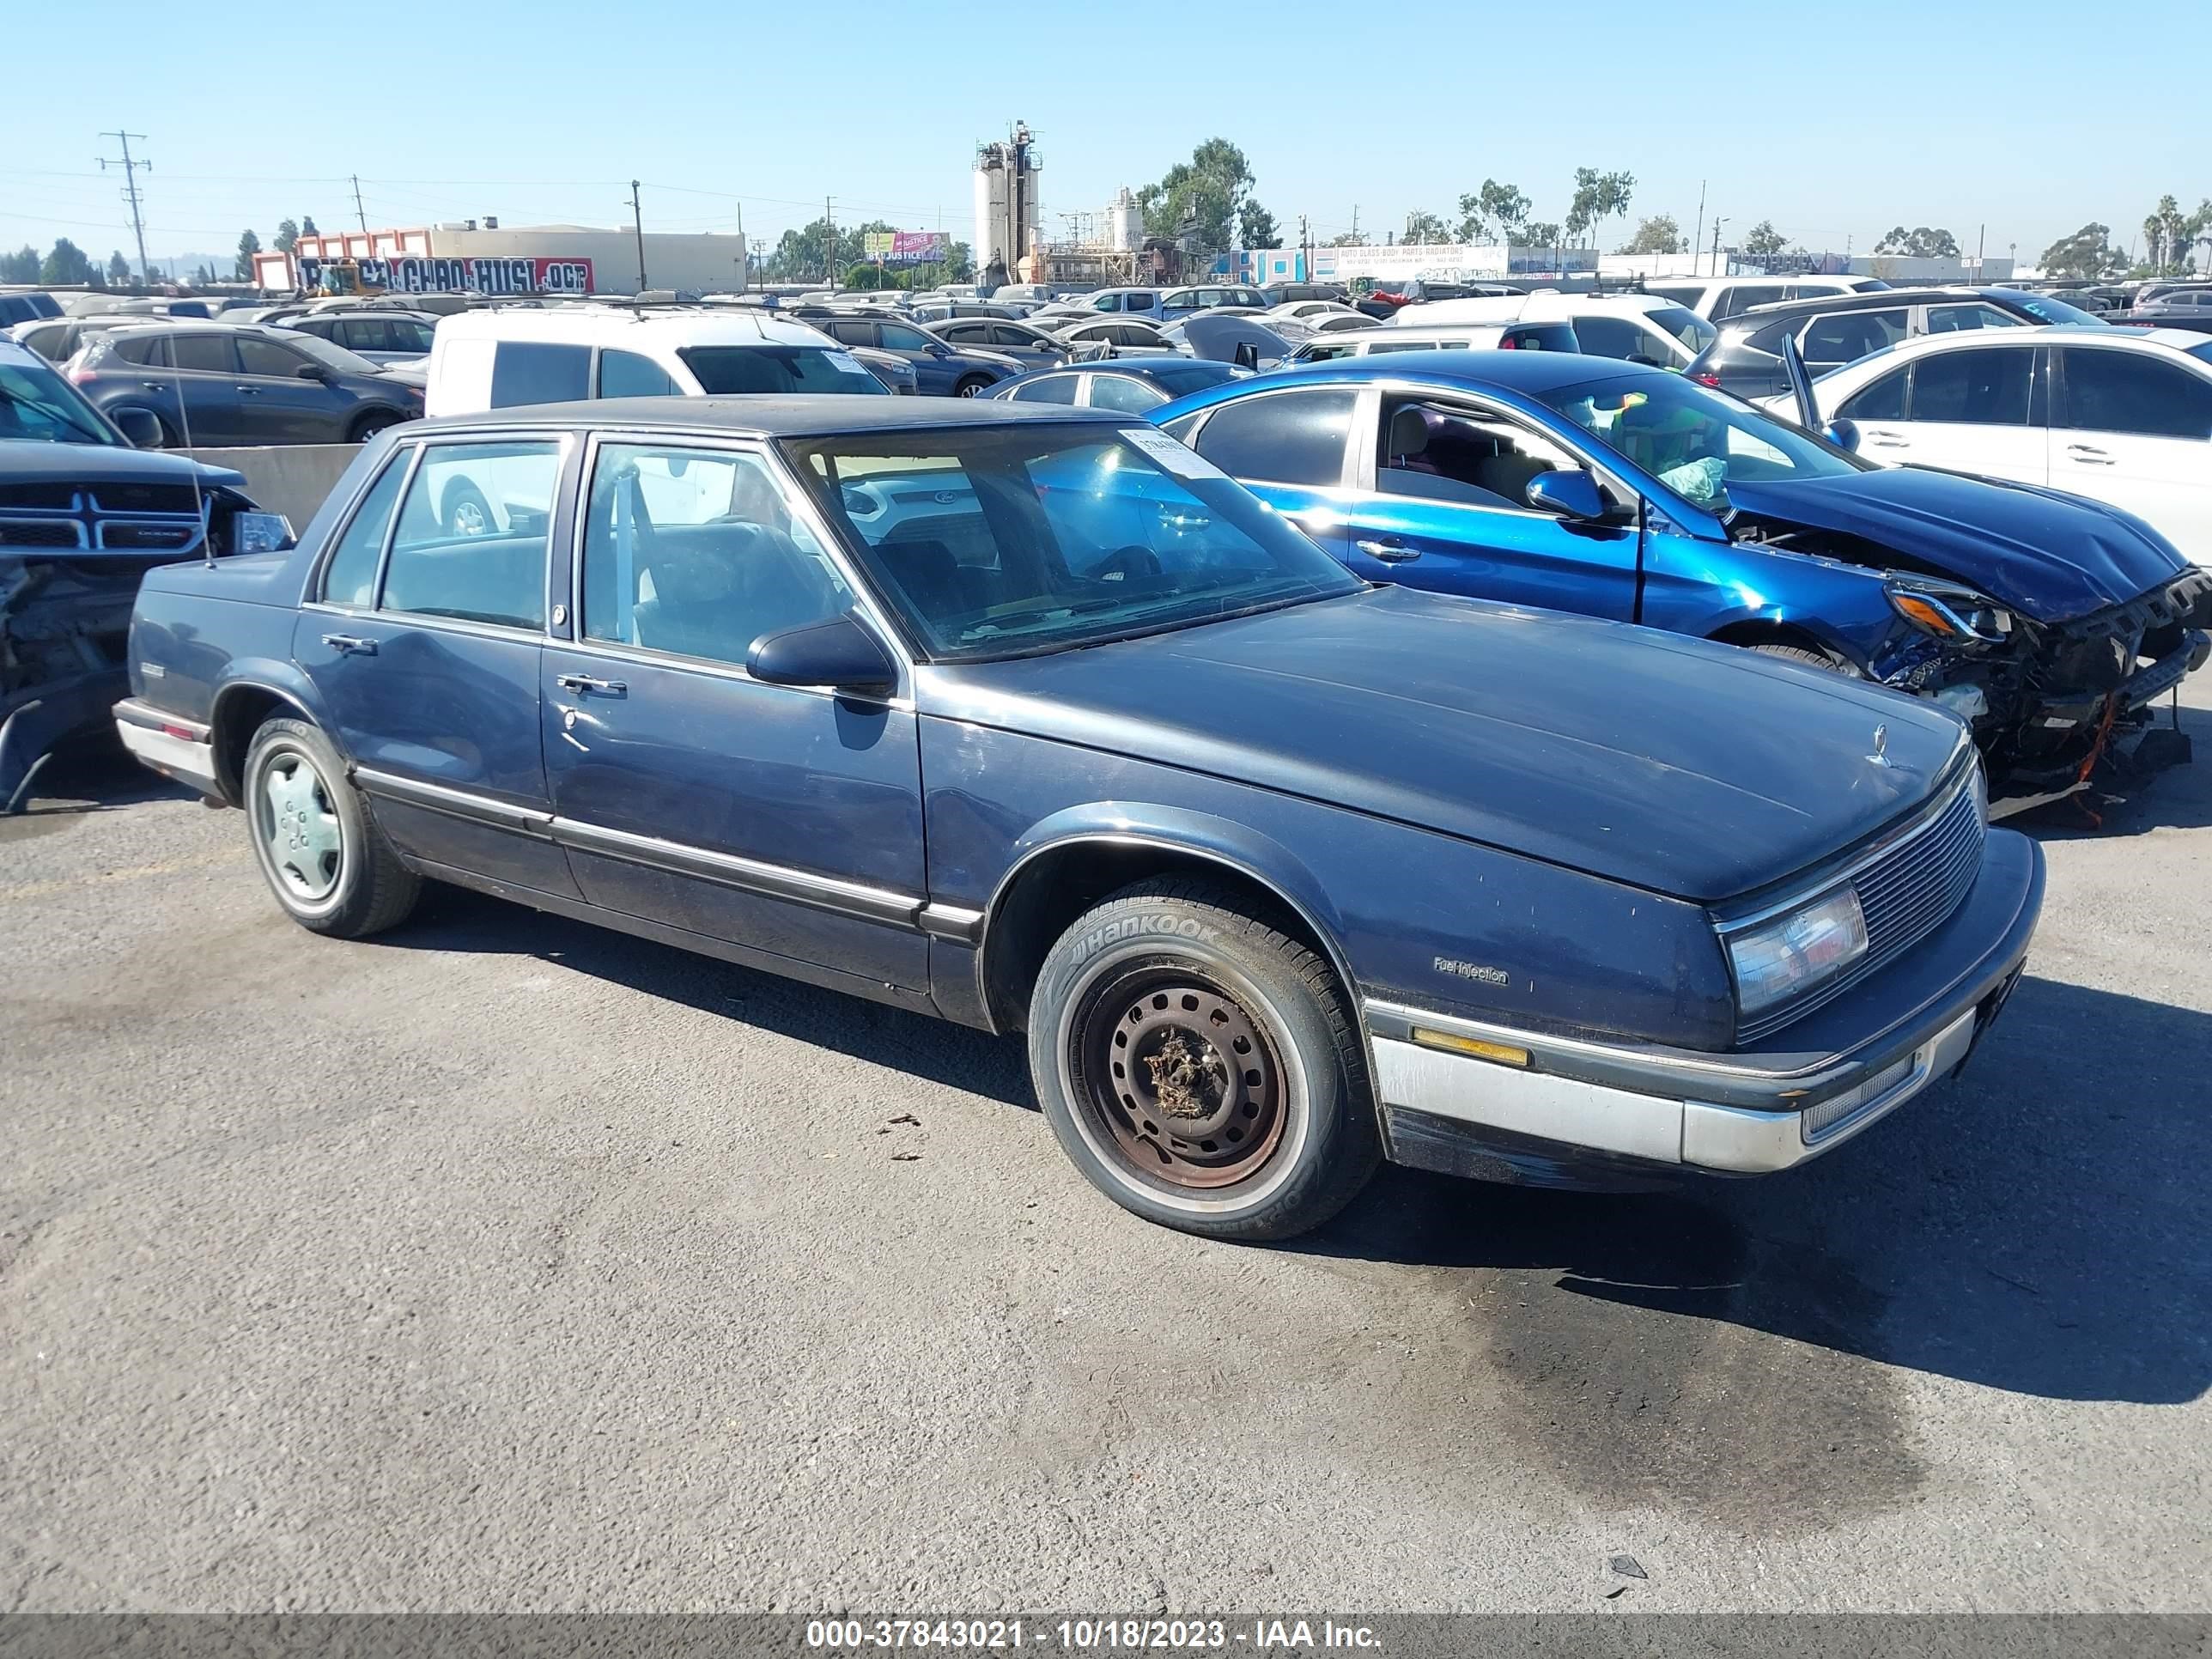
[1725,887,1869,1022]
[231,511,295,555]
[1886,580,2013,646]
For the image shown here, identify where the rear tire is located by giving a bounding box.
[243,717,420,939]
[1026,878,1380,1241]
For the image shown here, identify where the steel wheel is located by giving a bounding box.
[252,747,343,903]
[1072,966,1288,1191]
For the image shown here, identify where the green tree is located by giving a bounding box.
[1620,214,1685,255]
[1237,200,1279,250]
[1,245,39,283]
[943,239,975,282]
[2141,195,2192,276]
[1565,167,1634,248]
[1525,222,1562,253]
[1137,137,1267,255]
[273,218,300,254]
[1402,210,1451,245]
[2039,223,2124,281]
[1874,225,1960,258]
[106,249,133,285]
[235,228,262,279]
[40,238,94,285]
[1741,220,1790,258]
[1456,179,1530,244]
[1327,228,1369,247]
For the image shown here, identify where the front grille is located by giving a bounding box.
[0,486,206,558]
[0,483,77,511]
[1735,770,1986,1042]
[0,520,82,548]
[91,483,205,515]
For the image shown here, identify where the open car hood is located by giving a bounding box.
[1723,470,2189,623]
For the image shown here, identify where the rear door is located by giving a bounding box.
[154,331,249,444]
[295,434,580,896]
[1340,389,1639,620]
[1182,385,1358,555]
[2049,346,2212,556]
[542,434,927,989]
[1881,343,2045,485]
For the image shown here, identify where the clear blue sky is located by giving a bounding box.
[6,0,2203,271]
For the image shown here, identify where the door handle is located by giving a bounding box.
[321,633,377,655]
[555,673,627,696]
[235,385,259,394]
[1866,431,1910,447]
[1355,538,1421,562]
[2065,444,2114,465]
[143,380,168,392]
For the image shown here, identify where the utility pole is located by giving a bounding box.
[1709,217,1726,278]
[350,174,368,233]
[1691,180,1705,280]
[733,198,746,293]
[825,195,836,290]
[1975,222,1985,282]
[629,179,647,292]
[1351,204,1359,244]
[96,131,154,288]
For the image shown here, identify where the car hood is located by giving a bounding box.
[0,439,245,491]
[921,585,1966,902]
[1723,470,2188,623]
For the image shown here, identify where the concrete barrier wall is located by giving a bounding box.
[182,446,360,529]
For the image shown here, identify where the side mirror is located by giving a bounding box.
[928,343,951,358]
[1525,468,1612,522]
[1820,417,1862,454]
[747,612,896,697]
[112,407,166,448]
[1233,341,1261,370]
[296,362,329,381]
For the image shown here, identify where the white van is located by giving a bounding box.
[1287,319,1581,364]
[422,305,884,418]
[1389,293,1717,370]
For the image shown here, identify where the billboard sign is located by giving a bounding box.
[865,230,950,266]
[294,255,594,295]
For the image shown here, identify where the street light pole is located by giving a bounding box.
[629,180,647,292]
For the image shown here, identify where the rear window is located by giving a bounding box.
[677,345,884,396]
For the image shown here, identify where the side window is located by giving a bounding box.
[595,348,679,398]
[488,342,591,408]
[1190,389,1356,486]
[1926,304,2023,334]
[988,325,1033,347]
[1159,412,1205,443]
[111,334,171,368]
[171,334,235,374]
[237,337,307,378]
[1379,400,1577,511]
[1086,374,1167,414]
[878,322,938,352]
[337,318,386,352]
[943,324,986,343]
[824,319,873,346]
[580,443,850,666]
[380,442,561,629]
[1009,374,1079,404]
[1908,347,2034,425]
[393,319,438,353]
[1567,314,1651,362]
[1112,324,1158,346]
[1713,284,1785,319]
[1838,368,1908,422]
[2060,350,2212,439]
[319,451,410,607]
[1800,308,1910,366]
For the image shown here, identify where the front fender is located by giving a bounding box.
[1640,532,1905,672]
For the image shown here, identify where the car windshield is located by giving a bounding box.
[678,345,886,396]
[279,331,381,375]
[2004,292,2107,327]
[0,355,119,445]
[782,422,1362,662]
[1532,370,1869,512]
[1647,304,1718,355]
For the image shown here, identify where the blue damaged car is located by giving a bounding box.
[114,397,2041,1240]
[1152,351,2212,805]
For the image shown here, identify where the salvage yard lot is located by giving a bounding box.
[3,687,2209,1613]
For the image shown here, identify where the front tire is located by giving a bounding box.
[954,375,992,398]
[243,717,420,938]
[1747,640,1858,676]
[349,410,403,444]
[1027,879,1380,1240]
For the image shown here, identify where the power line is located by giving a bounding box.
[95,130,153,285]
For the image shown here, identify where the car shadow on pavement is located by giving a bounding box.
[1306,972,2212,1407]
[381,883,1040,1113]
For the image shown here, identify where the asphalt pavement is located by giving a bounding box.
[3,686,2209,1614]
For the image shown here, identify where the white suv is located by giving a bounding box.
[1644,275,1888,320]
[422,305,884,418]
[1389,293,1717,370]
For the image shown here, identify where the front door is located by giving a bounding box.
[295,435,580,896]
[2050,346,2212,562]
[1339,392,1638,621]
[542,436,928,990]
[233,334,348,444]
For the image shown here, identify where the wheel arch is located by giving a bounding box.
[1705,614,1869,672]
[975,818,1361,1038]
[208,668,331,803]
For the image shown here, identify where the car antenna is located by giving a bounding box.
[162,320,211,565]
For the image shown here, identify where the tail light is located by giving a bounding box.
[1692,371,1722,387]
[1499,336,1518,349]
[67,364,95,384]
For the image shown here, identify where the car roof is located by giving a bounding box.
[1729,286,2014,323]
[406,394,1129,440]
[1234,349,1650,396]
[434,306,835,348]
[1869,324,2207,358]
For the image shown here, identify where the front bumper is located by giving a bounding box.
[113,697,220,799]
[1365,827,2044,1179]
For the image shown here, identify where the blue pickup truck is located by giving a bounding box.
[113,396,2042,1239]
[1155,351,2210,807]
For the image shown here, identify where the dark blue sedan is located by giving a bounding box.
[115,397,2041,1239]
[1152,352,2211,803]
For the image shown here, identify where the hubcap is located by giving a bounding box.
[450,499,489,536]
[255,750,343,902]
[1077,971,1286,1189]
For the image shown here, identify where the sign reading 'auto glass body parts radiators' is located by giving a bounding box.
[293,256,595,296]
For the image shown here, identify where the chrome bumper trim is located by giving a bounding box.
[112,699,218,798]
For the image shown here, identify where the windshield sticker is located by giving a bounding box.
[827,351,869,374]
[1123,428,1228,482]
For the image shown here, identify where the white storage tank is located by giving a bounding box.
[1108,187,1141,253]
